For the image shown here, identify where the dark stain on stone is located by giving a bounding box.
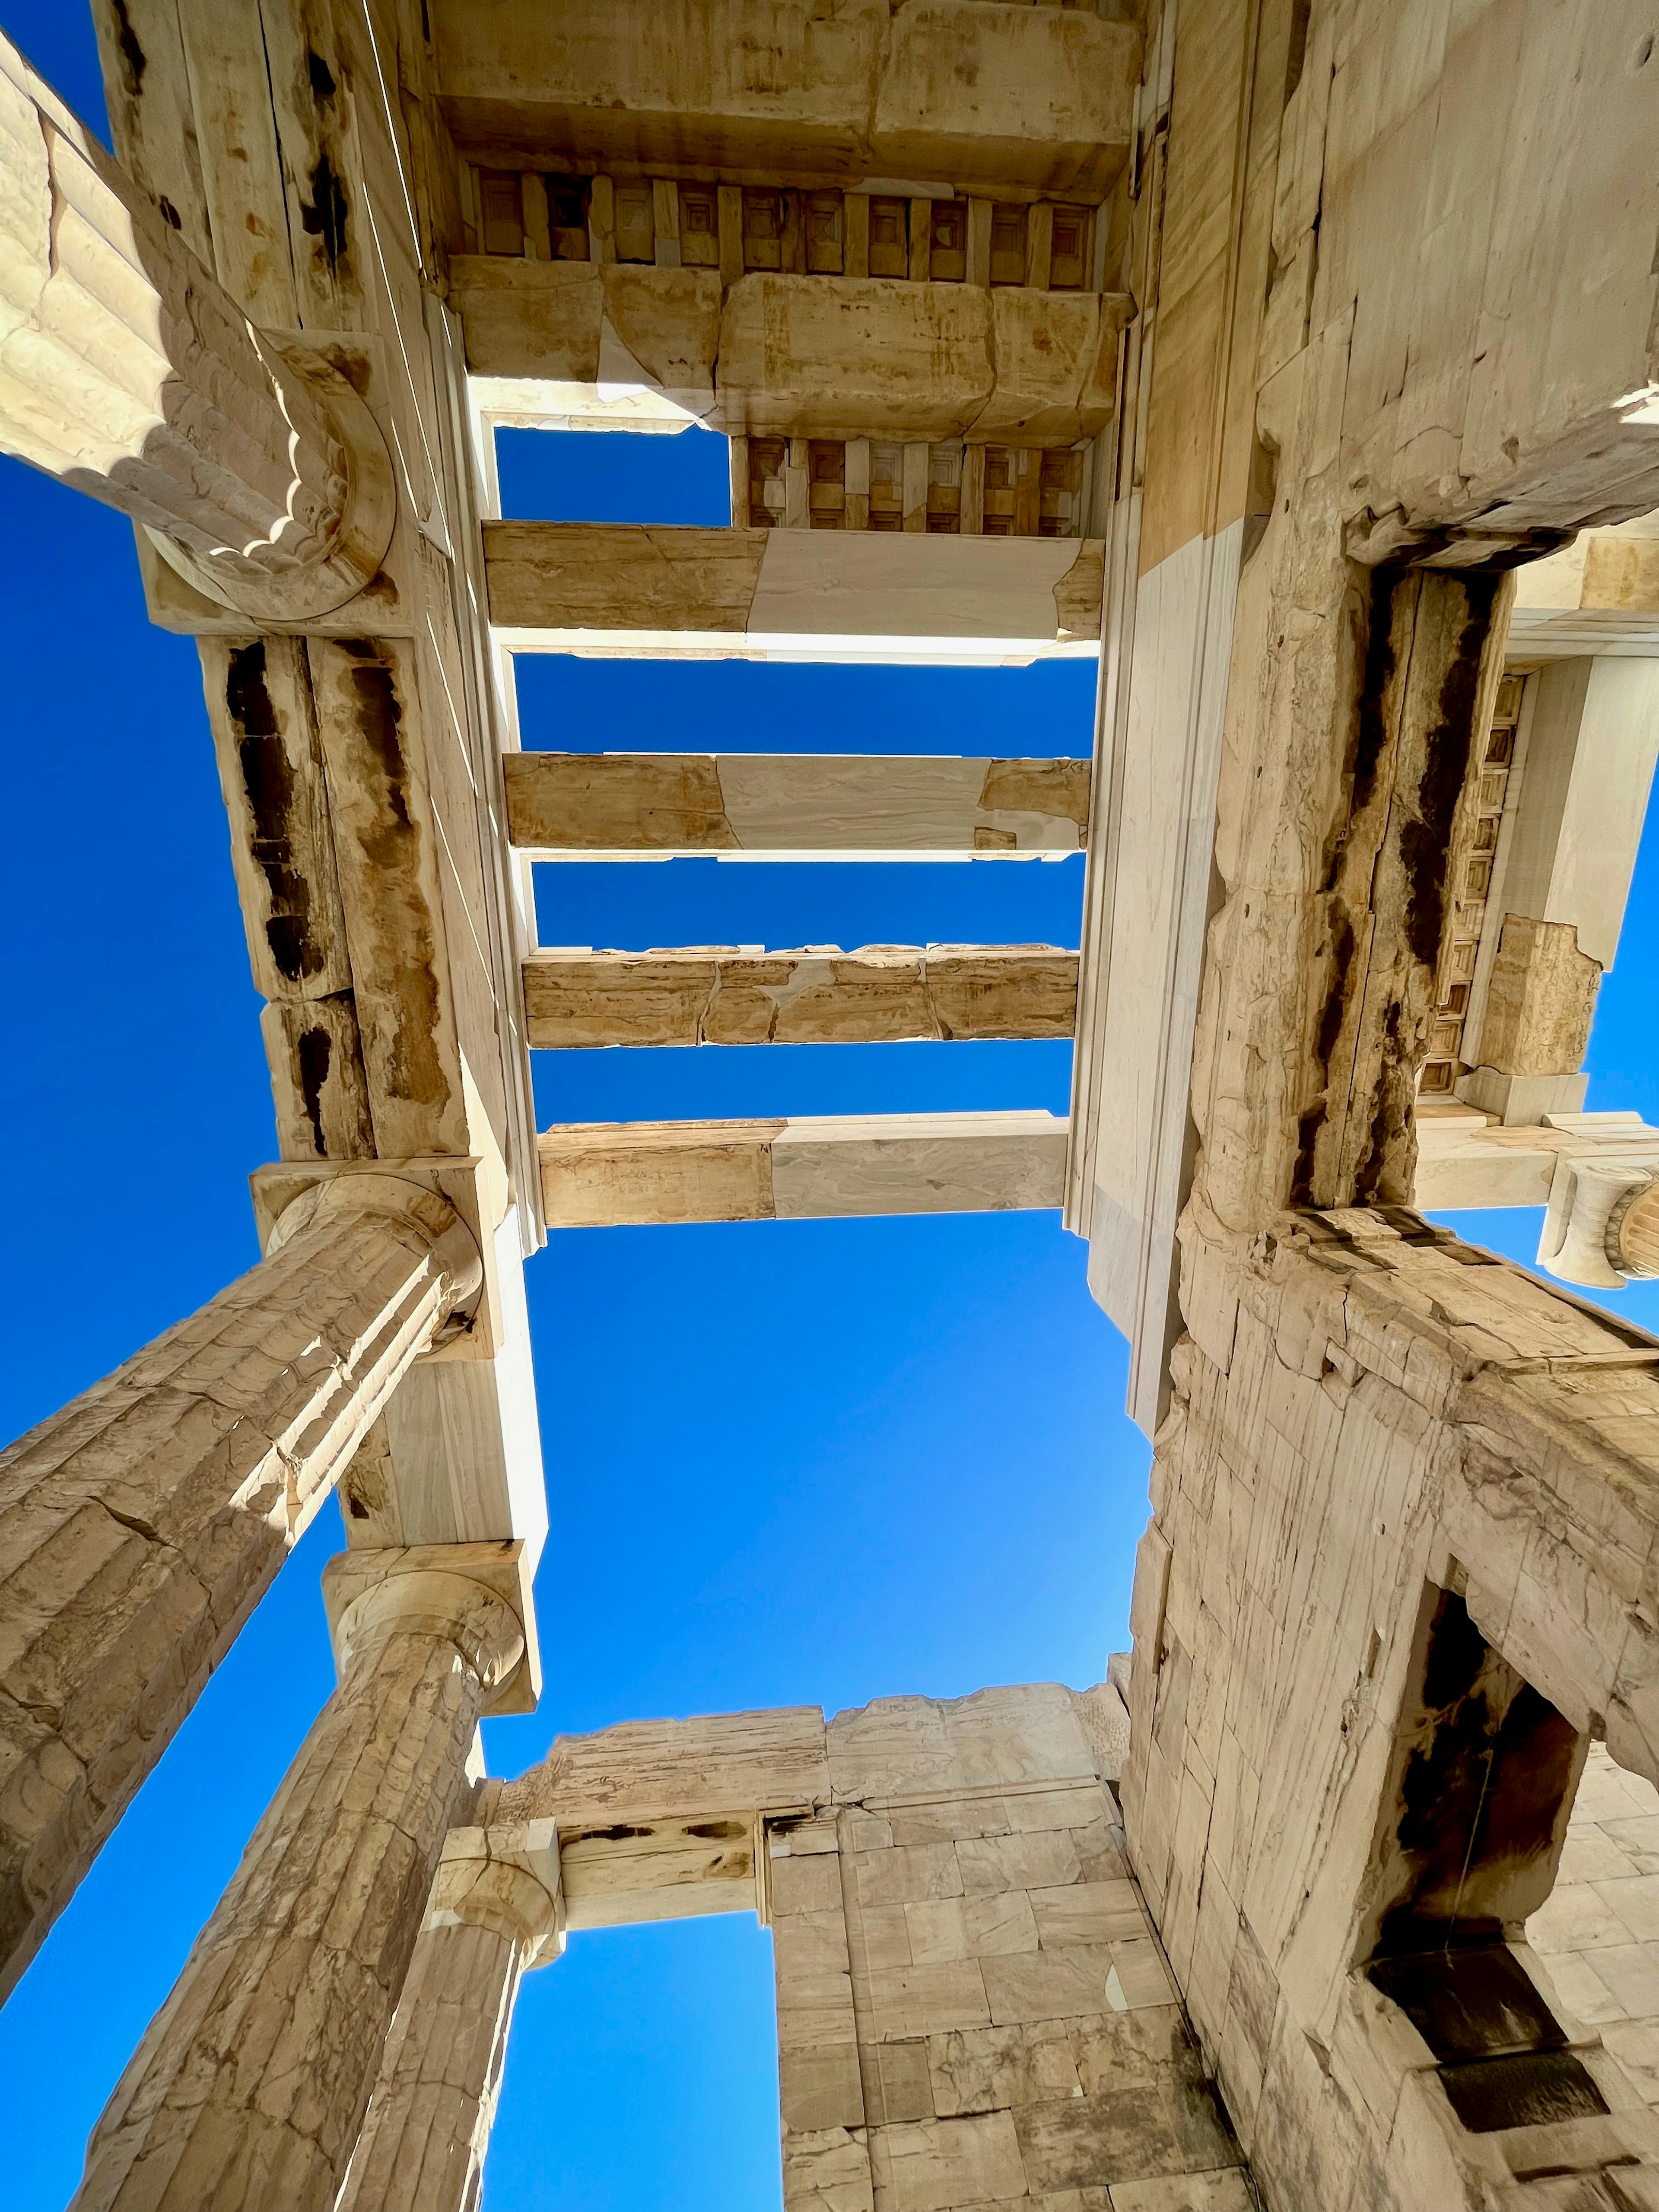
[226,643,326,985]
[1354,999,1405,1202]
[1284,0,1313,102]
[686,1820,749,1841]
[110,0,146,95]
[307,48,337,101]
[1350,567,1401,823]
[1370,1947,1563,2063]
[1439,2049,1608,2133]
[1400,577,1498,969]
[580,1824,652,1843]
[337,645,450,1119]
[1378,1588,1580,1957]
[1292,911,1357,1201]
[302,152,350,275]
[296,1024,332,1157]
[159,196,181,231]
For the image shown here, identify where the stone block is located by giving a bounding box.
[1480,917,1601,1077]
[855,1844,964,1907]
[782,2126,875,2212]
[869,2110,1028,2212]
[774,1851,846,1919]
[982,1946,1118,2027]
[781,2044,865,2135]
[1030,1881,1146,1950]
[1013,2085,1187,2192]
[868,1958,992,2040]
[875,2038,935,2126]
[1103,2174,1254,2211]
[958,1831,1084,1896]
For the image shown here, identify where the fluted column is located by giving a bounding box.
[0,31,392,620]
[73,1553,525,2212]
[0,1174,480,2004]
[339,1821,563,2212]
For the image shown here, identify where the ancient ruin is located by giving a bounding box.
[5,0,1659,2204]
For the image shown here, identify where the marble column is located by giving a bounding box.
[0,1174,480,2005]
[338,1821,563,2212]
[0,30,392,620]
[72,1551,525,2212]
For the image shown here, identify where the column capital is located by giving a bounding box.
[323,1542,531,1711]
[0,31,393,621]
[426,1821,565,1966]
[266,1169,483,1328]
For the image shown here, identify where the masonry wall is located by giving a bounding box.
[1122,1208,1659,2211]
[772,1684,1253,2212]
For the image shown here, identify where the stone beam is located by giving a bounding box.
[522,944,1078,1049]
[1445,659,1659,1125]
[431,0,1139,196]
[503,751,1089,858]
[1510,513,1659,658]
[485,1705,826,1926]
[451,260,1128,445]
[485,523,1102,665]
[538,1111,1069,1226]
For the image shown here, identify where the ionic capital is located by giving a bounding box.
[266,1170,484,1325]
[0,32,393,622]
[324,1542,530,1704]
[425,1821,565,1965]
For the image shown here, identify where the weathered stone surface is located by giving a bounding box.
[1480,917,1602,1078]
[432,0,1137,195]
[0,1176,480,2008]
[1122,1209,1659,2211]
[73,1557,523,2212]
[0,30,391,620]
[490,1703,830,1829]
[502,750,1089,857]
[521,944,1077,1049]
[537,1111,1069,1228]
[486,523,1104,655]
[451,257,722,404]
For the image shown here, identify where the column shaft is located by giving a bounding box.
[339,1824,562,2212]
[0,1177,479,2004]
[72,1564,523,2212]
[0,32,391,620]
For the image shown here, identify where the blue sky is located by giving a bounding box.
[2,6,1657,2208]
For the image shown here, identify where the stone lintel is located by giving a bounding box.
[503,750,1090,858]
[538,1110,1070,1226]
[521,945,1079,1049]
[431,0,1138,195]
[485,523,1103,662]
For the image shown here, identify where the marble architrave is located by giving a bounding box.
[521,943,1078,1050]
[503,751,1090,860]
[485,524,1104,668]
[537,1111,1070,1228]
